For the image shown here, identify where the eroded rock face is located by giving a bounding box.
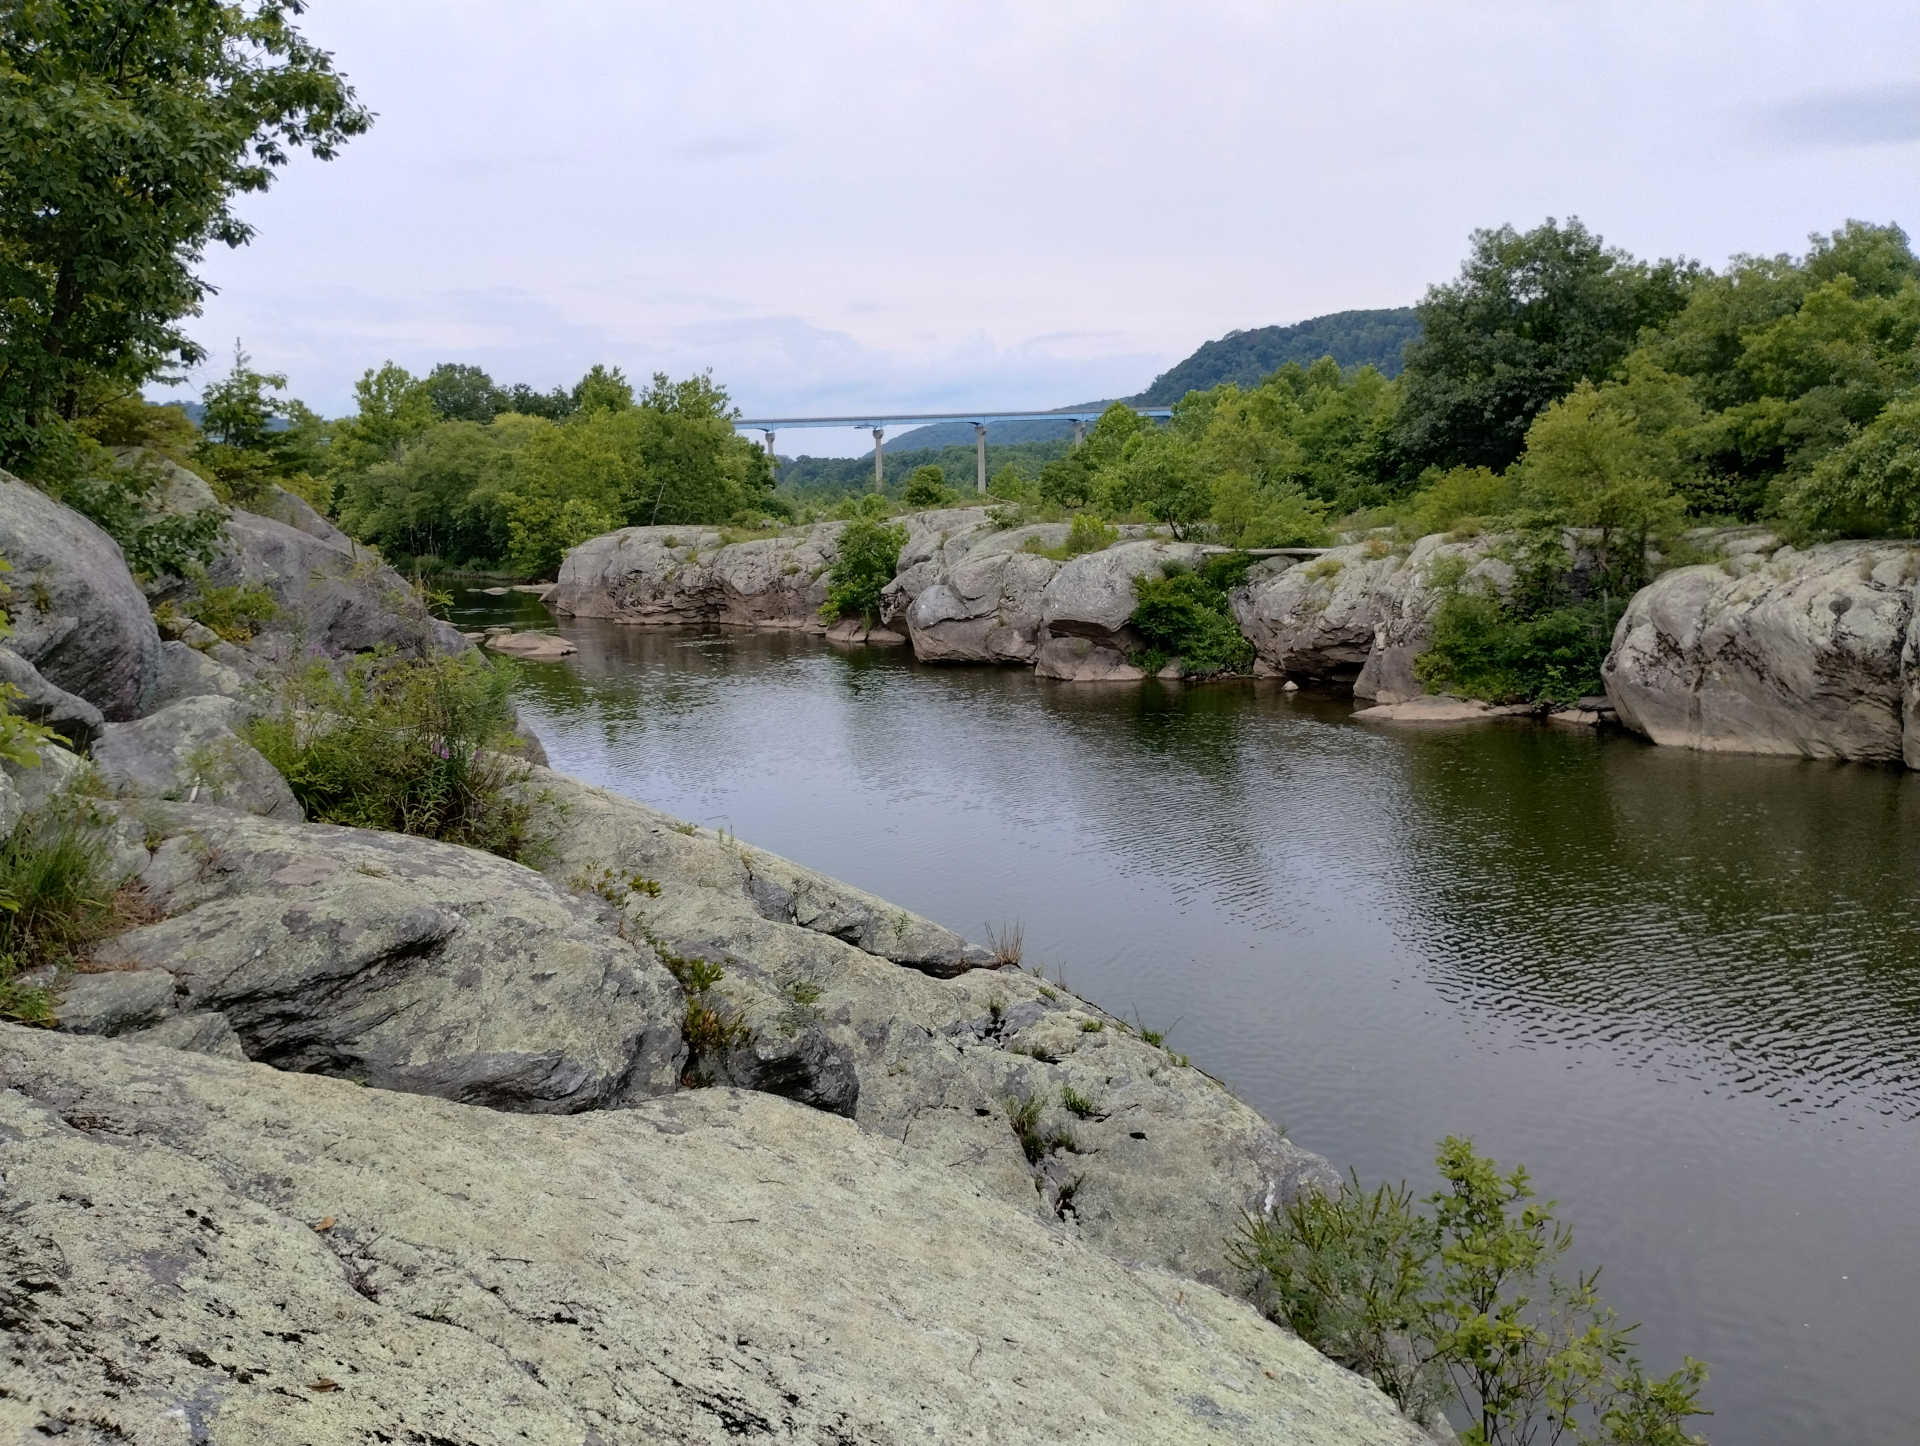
[89,804,687,1110]
[1231,544,1403,687]
[519,768,1337,1288]
[0,471,166,719]
[1352,534,1515,702]
[0,1031,1427,1446]
[1040,539,1210,644]
[0,645,104,748]
[1604,541,1920,763]
[905,524,1066,663]
[548,523,841,627]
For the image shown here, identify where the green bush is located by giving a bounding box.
[1129,559,1256,677]
[902,465,953,507]
[1402,465,1519,539]
[1025,511,1118,561]
[1417,590,1619,707]
[41,450,226,581]
[820,518,908,624]
[182,581,281,643]
[0,802,117,1026]
[244,651,549,863]
[1231,1137,1710,1445]
[0,558,57,769]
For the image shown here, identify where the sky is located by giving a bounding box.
[164,1,1920,456]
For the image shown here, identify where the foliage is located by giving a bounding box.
[1231,1137,1710,1445]
[819,519,908,624]
[0,0,369,474]
[1024,512,1117,561]
[244,651,549,863]
[40,449,226,580]
[1783,393,1920,537]
[1129,558,1256,677]
[182,581,280,643]
[0,558,56,769]
[0,801,118,1024]
[1403,467,1520,539]
[1393,218,1700,479]
[902,465,953,507]
[191,342,327,505]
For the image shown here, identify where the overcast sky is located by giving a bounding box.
[165,1,1919,455]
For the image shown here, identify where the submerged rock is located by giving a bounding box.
[484,629,578,659]
[0,1030,1429,1446]
[1604,541,1920,763]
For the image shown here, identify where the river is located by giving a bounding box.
[461,593,1920,1444]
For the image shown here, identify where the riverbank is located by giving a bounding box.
[548,509,1920,767]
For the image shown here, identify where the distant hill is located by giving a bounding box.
[1131,307,1420,404]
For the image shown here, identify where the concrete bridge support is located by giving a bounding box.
[975,423,988,493]
[873,428,884,492]
[1073,420,1087,449]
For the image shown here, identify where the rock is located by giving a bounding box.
[89,695,299,819]
[0,1031,1429,1446]
[1231,544,1404,687]
[1351,695,1531,724]
[1040,539,1209,644]
[510,582,554,597]
[249,483,353,548]
[198,506,462,661]
[90,804,686,1111]
[905,524,1065,664]
[46,967,179,1035]
[481,585,512,595]
[0,645,104,747]
[124,1009,248,1059]
[145,637,249,709]
[0,769,18,836]
[549,523,842,628]
[1604,541,1920,763]
[1034,634,1148,682]
[1548,707,1605,727]
[1352,534,1518,702]
[519,769,1338,1289]
[484,629,577,659]
[0,738,88,817]
[0,471,166,719]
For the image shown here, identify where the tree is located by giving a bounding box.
[902,465,951,507]
[424,363,504,423]
[1393,219,1699,479]
[571,363,634,414]
[0,1,370,471]
[193,340,293,502]
[819,519,908,625]
[498,381,576,421]
[1786,395,1920,537]
[330,362,435,476]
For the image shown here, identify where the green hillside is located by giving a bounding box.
[1132,307,1420,404]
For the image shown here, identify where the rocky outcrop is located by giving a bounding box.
[1352,534,1517,702]
[89,695,299,819]
[904,523,1066,663]
[0,470,166,719]
[1604,540,1920,763]
[86,803,687,1111]
[518,768,1335,1288]
[0,1030,1428,1446]
[548,523,843,627]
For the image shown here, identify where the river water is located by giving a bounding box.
[462,593,1920,1445]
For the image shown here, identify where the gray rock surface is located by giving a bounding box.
[1604,541,1920,763]
[1040,538,1209,644]
[520,768,1338,1289]
[484,629,577,658]
[1034,634,1148,681]
[40,967,178,1035]
[905,524,1065,663]
[1352,534,1515,702]
[0,644,104,747]
[0,471,166,719]
[144,637,249,709]
[124,1009,248,1059]
[90,695,298,819]
[1231,544,1405,687]
[0,1030,1427,1446]
[549,523,841,627]
[90,804,686,1110]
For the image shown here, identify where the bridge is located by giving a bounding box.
[732,406,1174,492]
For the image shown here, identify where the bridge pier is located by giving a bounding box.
[763,429,776,485]
[1073,419,1086,449]
[872,428,885,492]
[975,423,987,493]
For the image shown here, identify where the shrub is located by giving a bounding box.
[1417,592,1619,706]
[42,451,226,581]
[244,651,549,863]
[1026,512,1119,562]
[0,803,118,1025]
[902,465,953,507]
[1231,1137,1710,1446]
[1129,562,1255,678]
[820,518,908,624]
[182,581,281,643]
[0,559,56,768]
[1403,465,1519,539]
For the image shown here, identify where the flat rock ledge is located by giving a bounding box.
[0,1030,1430,1446]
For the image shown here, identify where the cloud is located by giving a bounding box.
[1758,82,1920,148]
[672,131,781,162]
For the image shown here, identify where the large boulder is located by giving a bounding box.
[549,523,840,627]
[519,769,1337,1289]
[0,1030,1428,1446]
[1604,541,1920,763]
[1230,543,1404,687]
[89,695,299,819]
[0,472,165,719]
[1352,534,1517,702]
[197,506,465,661]
[905,523,1066,664]
[1038,539,1210,657]
[88,804,686,1111]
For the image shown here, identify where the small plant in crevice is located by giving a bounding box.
[984,919,1024,968]
[570,865,662,905]
[776,971,826,1036]
[180,579,281,643]
[1060,1085,1105,1121]
[1002,1091,1080,1165]
[0,803,120,1026]
[1079,1018,1104,1033]
[1053,1174,1085,1222]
